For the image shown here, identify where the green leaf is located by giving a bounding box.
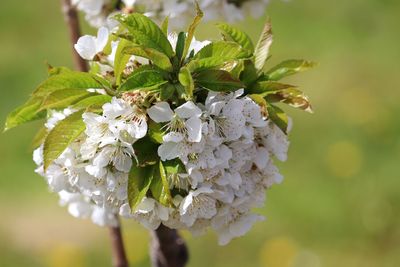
[31,126,48,149]
[194,70,243,91]
[266,104,289,134]
[264,87,313,113]
[248,81,295,95]
[33,71,101,97]
[161,16,169,36]
[187,41,251,72]
[43,110,86,170]
[175,32,186,61]
[163,159,185,176]
[123,45,173,71]
[119,66,167,91]
[266,59,316,81]
[182,2,203,60]
[128,164,155,211]
[4,97,46,131]
[194,41,251,60]
[47,65,73,76]
[159,83,176,101]
[148,121,164,144]
[254,21,273,73]
[114,38,132,85]
[150,161,173,206]
[187,57,235,73]
[178,67,194,99]
[240,60,259,87]
[216,23,254,53]
[132,136,160,166]
[40,89,95,110]
[72,95,112,110]
[116,13,174,57]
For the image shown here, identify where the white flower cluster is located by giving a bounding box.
[33,90,290,245]
[119,89,290,245]
[34,97,148,227]
[33,24,290,245]
[72,0,270,28]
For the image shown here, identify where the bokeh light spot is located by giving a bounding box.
[259,237,298,267]
[44,243,85,267]
[325,141,363,178]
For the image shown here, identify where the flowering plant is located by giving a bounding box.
[5,7,313,245]
[73,0,271,28]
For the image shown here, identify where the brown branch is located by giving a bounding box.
[61,0,88,72]
[109,224,129,267]
[150,225,189,267]
[60,2,128,267]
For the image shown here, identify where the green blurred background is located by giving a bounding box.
[1,0,399,266]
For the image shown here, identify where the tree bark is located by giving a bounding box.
[150,225,189,267]
[61,0,88,72]
[60,2,128,267]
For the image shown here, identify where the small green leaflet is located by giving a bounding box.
[264,87,313,113]
[4,97,46,131]
[132,136,160,166]
[194,41,251,60]
[123,45,173,71]
[114,39,132,85]
[33,71,101,97]
[266,104,289,134]
[159,83,176,101]
[187,41,251,72]
[178,67,194,99]
[150,161,173,206]
[43,110,86,170]
[216,23,254,53]
[31,126,48,150]
[194,70,243,91]
[161,16,169,36]
[40,89,95,110]
[182,2,203,60]
[72,95,112,110]
[128,164,155,211]
[248,81,295,95]
[175,32,186,61]
[266,59,316,81]
[115,13,174,57]
[119,67,167,92]
[254,21,273,73]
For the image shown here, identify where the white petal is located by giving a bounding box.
[96,27,109,53]
[157,205,169,221]
[185,117,202,142]
[254,147,269,169]
[175,101,202,119]
[163,132,184,143]
[136,197,155,213]
[114,152,132,173]
[147,102,174,123]
[158,142,180,161]
[74,35,97,60]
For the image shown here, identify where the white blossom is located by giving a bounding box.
[74,27,109,60]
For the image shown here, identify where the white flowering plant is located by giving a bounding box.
[5,7,314,245]
[73,0,271,28]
